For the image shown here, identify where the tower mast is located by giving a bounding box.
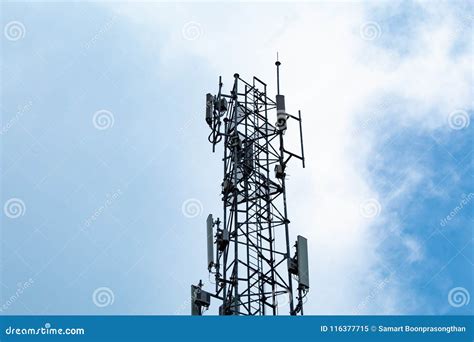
[193,58,309,315]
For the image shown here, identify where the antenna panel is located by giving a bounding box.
[297,235,309,289]
[206,214,214,268]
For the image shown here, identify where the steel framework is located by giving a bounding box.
[192,60,308,316]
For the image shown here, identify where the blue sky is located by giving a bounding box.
[0,1,472,315]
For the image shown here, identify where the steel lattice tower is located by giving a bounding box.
[192,59,309,316]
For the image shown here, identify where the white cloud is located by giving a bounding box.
[104,1,471,314]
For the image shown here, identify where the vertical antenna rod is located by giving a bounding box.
[275,52,281,95]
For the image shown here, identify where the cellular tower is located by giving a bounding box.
[192,58,309,315]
